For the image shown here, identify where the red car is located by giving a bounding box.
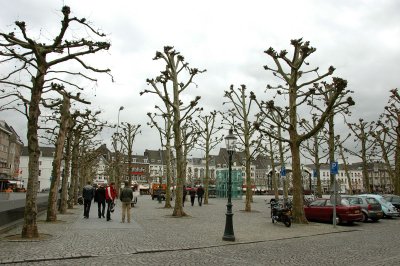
[304,198,363,225]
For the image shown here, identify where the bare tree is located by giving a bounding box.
[300,116,328,197]
[118,122,142,183]
[346,119,375,193]
[141,46,204,217]
[335,134,353,194]
[0,6,112,238]
[222,84,263,212]
[372,89,400,194]
[252,38,354,223]
[194,111,224,204]
[147,110,174,208]
[42,85,90,222]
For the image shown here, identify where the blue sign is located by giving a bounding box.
[313,169,317,178]
[330,162,339,175]
[280,167,286,177]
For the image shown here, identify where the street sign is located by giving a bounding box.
[313,169,317,178]
[280,167,286,177]
[330,161,338,175]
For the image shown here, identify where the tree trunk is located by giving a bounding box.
[21,70,46,238]
[204,151,210,205]
[339,144,352,194]
[172,74,186,217]
[46,97,70,221]
[60,132,71,213]
[290,142,307,223]
[71,132,80,205]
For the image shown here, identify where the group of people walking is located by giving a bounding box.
[82,181,132,222]
[184,185,205,207]
[83,182,207,222]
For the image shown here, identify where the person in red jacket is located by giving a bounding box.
[105,182,117,221]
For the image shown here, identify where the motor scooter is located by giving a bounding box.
[269,199,292,227]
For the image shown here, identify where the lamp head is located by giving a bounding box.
[225,128,237,153]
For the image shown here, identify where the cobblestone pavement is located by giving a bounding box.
[1,195,399,265]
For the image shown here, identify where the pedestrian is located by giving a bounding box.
[182,185,187,207]
[132,184,139,205]
[95,184,106,218]
[120,181,133,223]
[189,187,196,206]
[197,185,205,206]
[105,182,117,221]
[82,181,94,218]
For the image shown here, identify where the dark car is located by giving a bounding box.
[383,194,400,212]
[342,195,383,222]
[304,198,363,225]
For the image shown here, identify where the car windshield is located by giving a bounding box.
[366,198,379,204]
[341,199,351,206]
[345,197,362,205]
[378,198,388,204]
[325,199,350,206]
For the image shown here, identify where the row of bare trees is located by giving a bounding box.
[1,6,399,240]
[140,39,400,225]
[0,6,113,238]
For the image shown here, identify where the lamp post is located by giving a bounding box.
[223,128,237,241]
[117,106,124,134]
[114,106,124,186]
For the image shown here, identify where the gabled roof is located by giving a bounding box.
[144,149,169,162]
[214,148,248,166]
[21,146,56,157]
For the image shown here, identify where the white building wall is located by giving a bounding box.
[18,155,55,192]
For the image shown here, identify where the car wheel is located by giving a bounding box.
[362,213,368,223]
[371,218,379,222]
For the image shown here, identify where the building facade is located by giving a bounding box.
[19,146,60,191]
[0,121,23,190]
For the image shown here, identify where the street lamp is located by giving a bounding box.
[223,128,237,241]
[117,106,124,134]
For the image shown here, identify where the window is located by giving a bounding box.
[310,199,325,206]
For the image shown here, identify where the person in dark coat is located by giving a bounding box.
[95,184,106,218]
[120,181,134,223]
[197,185,205,206]
[189,187,196,206]
[82,181,95,218]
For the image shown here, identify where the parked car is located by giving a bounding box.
[304,198,363,225]
[342,195,383,222]
[383,194,400,212]
[359,194,399,218]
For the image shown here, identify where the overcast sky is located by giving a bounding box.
[1,0,399,159]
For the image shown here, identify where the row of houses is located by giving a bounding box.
[0,120,394,194]
[12,146,397,194]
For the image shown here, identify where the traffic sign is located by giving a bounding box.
[280,167,286,177]
[313,169,317,178]
[330,161,338,175]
